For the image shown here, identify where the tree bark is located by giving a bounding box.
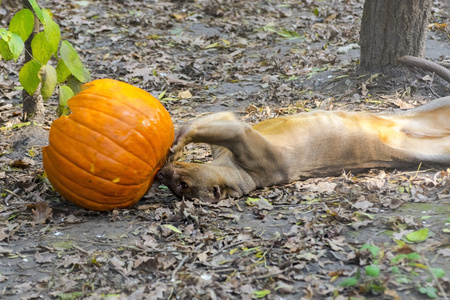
[359,0,432,68]
[21,0,44,120]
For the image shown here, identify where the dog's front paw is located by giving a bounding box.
[170,124,193,158]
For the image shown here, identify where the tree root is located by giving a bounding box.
[398,55,450,84]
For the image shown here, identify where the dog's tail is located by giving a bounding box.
[377,97,450,163]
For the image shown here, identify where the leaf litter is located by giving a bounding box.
[1,0,450,299]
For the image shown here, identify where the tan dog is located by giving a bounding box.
[157,97,450,202]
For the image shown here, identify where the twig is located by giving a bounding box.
[211,241,245,257]
[120,244,200,254]
[3,188,21,206]
[422,255,448,300]
[428,72,440,98]
[171,243,204,282]
[44,237,201,254]
[171,255,189,282]
[413,162,423,180]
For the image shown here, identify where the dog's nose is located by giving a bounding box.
[157,168,174,182]
[157,171,165,180]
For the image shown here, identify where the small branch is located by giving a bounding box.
[171,242,204,282]
[3,188,21,206]
[21,0,44,120]
[171,255,189,282]
[428,72,440,98]
[422,255,448,300]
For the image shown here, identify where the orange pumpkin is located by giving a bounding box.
[42,79,174,211]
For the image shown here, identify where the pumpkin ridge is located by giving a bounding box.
[50,124,152,176]
[69,106,158,162]
[142,118,158,166]
[45,166,141,207]
[69,95,159,127]
[74,92,164,121]
[44,154,147,205]
[70,92,173,163]
[64,117,153,168]
[46,143,148,187]
[69,98,163,166]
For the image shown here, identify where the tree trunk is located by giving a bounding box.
[21,0,44,120]
[359,0,432,68]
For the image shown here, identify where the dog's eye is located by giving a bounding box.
[178,181,189,189]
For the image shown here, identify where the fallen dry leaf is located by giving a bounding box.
[0,227,9,242]
[35,251,53,263]
[178,90,193,99]
[32,202,52,224]
[9,157,35,168]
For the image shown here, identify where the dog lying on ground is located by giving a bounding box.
[157,97,450,202]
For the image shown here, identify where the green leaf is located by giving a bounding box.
[430,268,446,278]
[263,22,277,32]
[276,28,301,39]
[170,27,183,35]
[245,197,260,206]
[31,32,52,64]
[393,239,406,247]
[28,0,44,23]
[59,85,74,106]
[368,282,385,294]
[56,59,72,83]
[313,7,319,16]
[406,228,429,243]
[391,254,407,264]
[60,41,91,83]
[0,39,14,60]
[9,9,34,42]
[162,224,182,234]
[38,64,57,100]
[0,28,10,42]
[427,290,438,299]
[204,42,219,49]
[395,276,411,284]
[50,240,73,250]
[360,244,379,257]
[158,89,167,100]
[57,292,83,300]
[252,290,271,298]
[339,277,359,287]
[19,60,41,95]
[419,286,438,299]
[158,184,168,190]
[66,75,83,95]
[365,265,381,277]
[406,252,421,260]
[8,33,24,61]
[42,9,60,56]
[58,85,74,116]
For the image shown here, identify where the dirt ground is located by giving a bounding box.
[0,0,449,299]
